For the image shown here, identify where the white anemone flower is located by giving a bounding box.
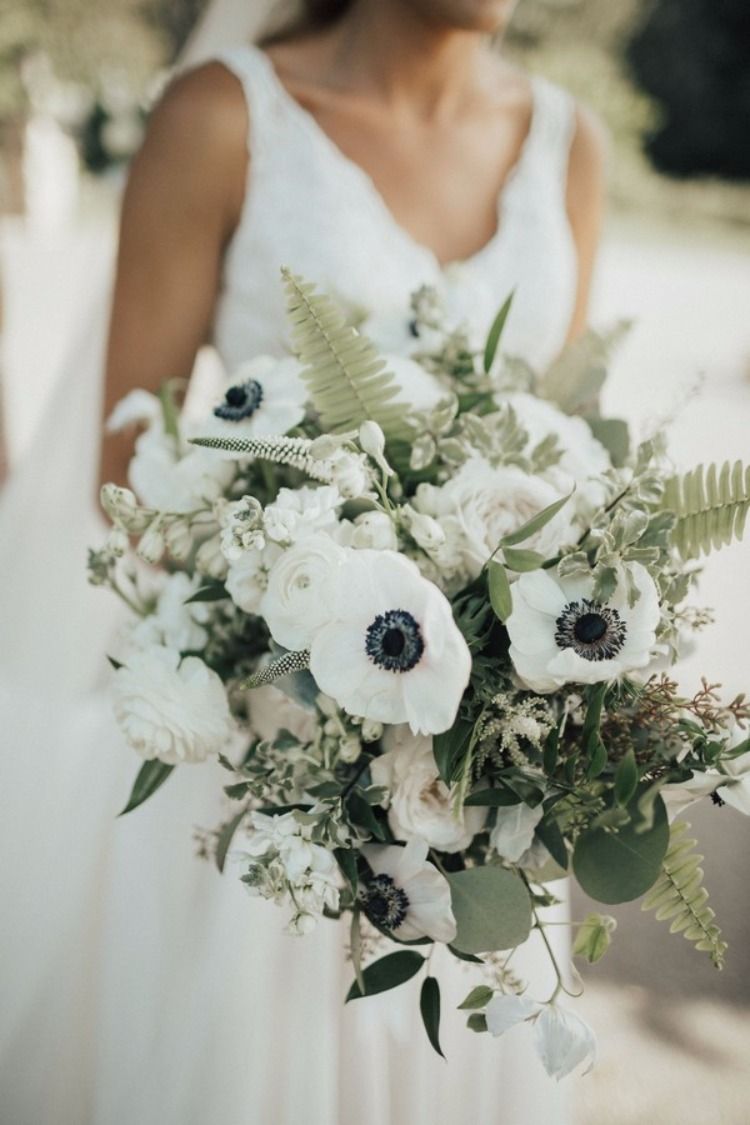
[308,549,471,735]
[196,355,307,445]
[113,647,235,764]
[361,837,457,942]
[370,726,486,852]
[662,746,750,819]
[506,563,660,693]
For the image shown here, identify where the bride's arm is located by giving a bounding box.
[99,63,247,489]
[565,105,608,342]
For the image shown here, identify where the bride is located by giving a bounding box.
[1,1,604,1122]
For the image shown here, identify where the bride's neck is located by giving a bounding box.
[319,2,496,118]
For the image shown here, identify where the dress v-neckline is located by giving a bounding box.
[248,43,540,275]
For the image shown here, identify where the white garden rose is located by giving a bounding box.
[309,549,471,735]
[371,726,486,852]
[415,458,574,579]
[506,563,661,693]
[261,534,346,651]
[113,647,235,764]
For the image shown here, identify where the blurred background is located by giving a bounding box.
[0,2,748,1122]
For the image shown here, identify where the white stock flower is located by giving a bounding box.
[198,355,307,444]
[113,647,235,764]
[261,534,346,651]
[415,459,573,579]
[370,726,486,852]
[263,485,343,547]
[533,1005,597,1080]
[127,573,209,653]
[490,802,544,863]
[506,564,660,693]
[225,543,283,614]
[309,549,471,735]
[361,837,456,942]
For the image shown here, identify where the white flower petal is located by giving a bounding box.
[533,1005,597,1080]
[490,803,544,863]
[486,993,539,1037]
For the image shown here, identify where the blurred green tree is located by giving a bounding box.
[627,0,750,179]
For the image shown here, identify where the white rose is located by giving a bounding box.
[415,458,574,578]
[371,725,486,852]
[261,534,345,651]
[113,647,235,764]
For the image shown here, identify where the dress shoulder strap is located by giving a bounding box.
[212,44,281,165]
[524,76,578,193]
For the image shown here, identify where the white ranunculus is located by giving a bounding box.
[263,485,343,547]
[225,542,283,615]
[113,647,235,764]
[126,572,209,653]
[195,355,307,445]
[261,534,346,651]
[490,802,544,862]
[533,1004,597,1080]
[371,726,486,852]
[361,837,456,942]
[415,458,574,579]
[506,564,661,693]
[309,549,471,735]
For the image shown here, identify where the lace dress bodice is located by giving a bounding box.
[213,44,578,374]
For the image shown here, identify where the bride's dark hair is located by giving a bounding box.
[260,0,355,45]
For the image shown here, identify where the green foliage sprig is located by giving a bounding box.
[663,460,750,559]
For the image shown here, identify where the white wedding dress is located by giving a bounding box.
[0,42,579,1125]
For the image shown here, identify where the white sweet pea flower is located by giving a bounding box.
[506,564,660,693]
[225,542,283,614]
[662,746,750,818]
[198,355,307,444]
[263,485,343,546]
[414,459,574,579]
[308,549,471,735]
[113,647,235,764]
[370,726,486,852]
[361,837,456,942]
[490,802,544,863]
[533,1004,597,1080]
[261,534,346,651]
[486,993,539,1037]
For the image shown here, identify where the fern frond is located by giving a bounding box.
[189,435,334,483]
[663,460,750,559]
[238,650,311,691]
[641,820,727,969]
[282,268,413,441]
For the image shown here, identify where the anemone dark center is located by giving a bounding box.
[365,609,424,673]
[555,598,627,662]
[363,874,409,930]
[214,378,264,421]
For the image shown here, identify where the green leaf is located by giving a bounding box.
[614,749,639,807]
[282,268,413,441]
[502,547,545,572]
[586,736,607,780]
[335,847,358,894]
[420,977,445,1058]
[215,807,248,873]
[447,867,533,955]
[184,582,228,604]
[663,460,750,559]
[464,787,520,807]
[483,290,514,373]
[535,818,569,870]
[433,718,474,785]
[572,912,617,964]
[538,321,630,414]
[543,728,559,776]
[573,793,669,904]
[118,760,175,817]
[346,950,425,1001]
[458,985,494,1010]
[585,416,630,467]
[158,379,181,440]
[447,945,484,964]
[107,655,123,671]
[346,791,387,841]
[499,491,573,549]
[487,561,513,622]
[466,1013,488,1033]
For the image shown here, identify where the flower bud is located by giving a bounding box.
[195,534,229,580]
[339,735,362,763]
[359,420,393,477]
[165,518,193,561]
[406,508,445,552]
[100,483,137,522]
[136,520,165,565]
[330,452,369,499]
[361,719,383,743]
[351,511,398,551]
[105,524,130,558]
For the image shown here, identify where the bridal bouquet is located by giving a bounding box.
[92,270,750,1076]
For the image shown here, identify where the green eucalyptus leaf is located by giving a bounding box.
[500,490,573,548]
[614,749,639,807]
[464,787,520,807]
[420,977,445,1058]
[448,867,532,955]
[487,561,513,622]
[502,547,545,572]
[458,985,495,1010]
[184,582,228,604]
[118,760,175,817]
[345,950,425,1001]
[585,416,630,467]
[535,818,569,870]
[466,1013,489,1033]
[215,807,248,873]
[573,794,669,904]
[483,291,514,373]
